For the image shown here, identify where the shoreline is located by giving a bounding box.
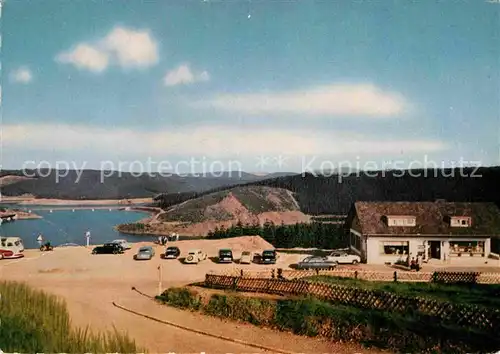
[0,197,154,206]
[0,210,42,220]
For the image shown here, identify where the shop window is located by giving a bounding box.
[380,241,409,255]
[449,241,484,256]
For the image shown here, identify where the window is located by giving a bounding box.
[450,241,484,256]
[380,241,409,255]
[450,217,471,227]
[387,216,416,227]
[350,232,362,250]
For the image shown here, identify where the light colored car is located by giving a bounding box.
[240,251,252,264]
[112,239,132,250]
[326,252,361,264]
[133,246,155,260]
[297,256,338,270]
[184,249,207,264]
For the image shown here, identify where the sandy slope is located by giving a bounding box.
[0,237,384,353]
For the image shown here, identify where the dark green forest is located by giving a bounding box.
[206,221,347,249]
[157,167,500,214]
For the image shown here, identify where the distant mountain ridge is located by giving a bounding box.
[0,169,298,200]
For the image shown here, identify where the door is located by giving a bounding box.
[429,241,441,259]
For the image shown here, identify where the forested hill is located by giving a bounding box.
[0,169,295,200]
[155,167,500,214]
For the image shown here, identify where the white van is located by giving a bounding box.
[0,237,25,260]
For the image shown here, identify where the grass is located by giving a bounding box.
[305,275,500,308]
[157,286,500,353]
[0,281,143,353]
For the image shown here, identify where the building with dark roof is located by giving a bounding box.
[345,200,500,264]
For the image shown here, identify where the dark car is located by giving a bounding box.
[218,248,233,263]
[92,243,124,255]
[261,249,277,264]
[163,246,181,259]
[296,256,338,270]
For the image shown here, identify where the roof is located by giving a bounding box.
[352,201,500,236]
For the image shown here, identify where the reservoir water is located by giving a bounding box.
[0,207,157,249]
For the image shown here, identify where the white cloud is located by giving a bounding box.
[55,26,158,72]
[10,67,33,84]
[3,123,446,159]
[164,64,210,86]
[195,83,407,117]
[103,27,158,68]
[56,44,109,73]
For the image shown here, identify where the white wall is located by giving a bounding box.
[365,236,492,264]
[366,236,424,264]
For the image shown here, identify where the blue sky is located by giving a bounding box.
[2,0,499,173]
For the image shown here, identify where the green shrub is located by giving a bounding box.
[204,294,275,325]
[0,281,141,353]
[157,287,202,310]
[274,296,500,353]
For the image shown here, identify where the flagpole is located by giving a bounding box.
[158,263,163,296]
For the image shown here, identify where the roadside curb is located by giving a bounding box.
[111,300,296,354]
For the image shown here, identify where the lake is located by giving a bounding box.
[0,207,158,249]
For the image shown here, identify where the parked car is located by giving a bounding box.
[0,249,24,260]
[111,239,132,250]
[326,252,361,264]
[252,252,262,264]
[0,237,24,259]
[240,251,252,264]
[218,249,233,263]
[261,249,278,264]
[133,246,155,260]
[92,243,124,255]
[297,256,338,270]
[163,246,180,259]
[184,249,207,264]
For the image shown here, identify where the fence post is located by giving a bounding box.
[354,271,358,280]
[277,268,283,279]
[240,269,244,278]
[315,268,319,276]
[232,276,237,290]
[393,271,398,282]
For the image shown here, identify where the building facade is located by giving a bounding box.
[346,201,500,265]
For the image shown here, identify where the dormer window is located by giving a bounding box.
[386,215,416,227]
[450,216,471,227]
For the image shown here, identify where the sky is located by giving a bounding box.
[2,0,499,174]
